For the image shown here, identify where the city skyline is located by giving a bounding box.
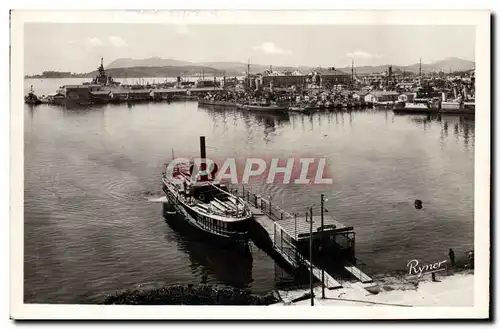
[24,24,475,75]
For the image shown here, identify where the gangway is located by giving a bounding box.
[234,186,364,290]
[344,263,373,283]
[302,258,342,289]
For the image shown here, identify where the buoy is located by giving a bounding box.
[414,199,423,210]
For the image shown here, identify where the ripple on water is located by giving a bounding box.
[23,99,474,303]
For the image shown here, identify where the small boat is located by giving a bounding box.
[464,100,475,111]
[288,106,310,114]
[441,101,464,111]
[241,104,289,113]
[394,98,441,113]
[197,98,237,107]
[40,92,66,105]
[373,101,396,107]
[162,136,253,246]
[393,102,431,114]
[24,85,42,105]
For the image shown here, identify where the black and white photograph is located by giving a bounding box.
[9,9,491,320]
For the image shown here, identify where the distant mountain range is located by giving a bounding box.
[105,57,314,76]
[106,56,474,76]
[26,57,475,79]
[347,57,475,75]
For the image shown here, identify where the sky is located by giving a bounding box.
[24,24,475,75]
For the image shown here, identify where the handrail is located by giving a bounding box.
[236,186,294,222]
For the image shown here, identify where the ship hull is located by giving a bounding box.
[163,208,250,252]
[197,99,238,107]
[241,105,289,113]
[162,180,250,247]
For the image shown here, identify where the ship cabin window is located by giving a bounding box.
[215,219,220,233]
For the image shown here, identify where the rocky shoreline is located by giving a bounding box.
[102,284,281,305]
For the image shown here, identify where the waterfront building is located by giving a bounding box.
[352,90,371,103]
[364,91,400,104]
[262,75,308,88]
[312,68,352,88]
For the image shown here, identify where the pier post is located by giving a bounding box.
[320,194,325,299]
[254,195,258,207]
[309,208,314,306]
[294,213,297,241]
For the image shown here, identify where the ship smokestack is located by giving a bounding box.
[200,136,206,159]
[199,136,208,181]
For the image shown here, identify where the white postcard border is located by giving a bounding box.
[10,9,491,320]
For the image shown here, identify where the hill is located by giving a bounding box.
[106,56,474,76]
[106,58,315,75]
[106,57,192,69]
[26,57,474,79]
[94,65,231,78]
[342,57,475,75]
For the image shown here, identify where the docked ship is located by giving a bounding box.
[239,103,289,113]
[24,85,42,105]
[197,98,238,107]
[393,98,441,113]
[161,136,253,246]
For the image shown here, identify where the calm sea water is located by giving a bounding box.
[23,79,474,303]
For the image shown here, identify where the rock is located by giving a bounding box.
[365,285,381,295]
[102,284,280,305]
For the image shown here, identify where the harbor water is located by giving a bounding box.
[23,79,474,303]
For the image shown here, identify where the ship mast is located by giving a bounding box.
[351,58,354,87]
[247,59,250,90]
[351,58,354,79]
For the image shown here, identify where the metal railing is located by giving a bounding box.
[231,185,295,222]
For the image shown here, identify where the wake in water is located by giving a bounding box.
[147,196,168,203]
[147,195,177,214]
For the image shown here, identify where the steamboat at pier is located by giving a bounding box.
[161,137,253,248]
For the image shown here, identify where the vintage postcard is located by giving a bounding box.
[10,10,490,320]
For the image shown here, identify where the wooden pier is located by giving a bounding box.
[235,186,372,289]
